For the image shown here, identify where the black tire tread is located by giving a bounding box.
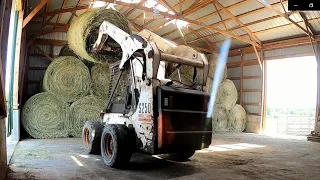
[101,124,132,168]
[82,120,104,154]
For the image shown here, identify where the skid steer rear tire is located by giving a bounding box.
[168,149,196,161]
[101,124,132,168]
[82,120,104,154]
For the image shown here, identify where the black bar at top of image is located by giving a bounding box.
[288,0,320,11]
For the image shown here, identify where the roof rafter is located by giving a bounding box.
[173,0,286,42]
[255,0,314,40]
[213,0,261,45]
[103,0,260,47]
[56,0,68,23]
[23,0,49,28]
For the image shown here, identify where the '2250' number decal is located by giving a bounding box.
[139,103,151,114]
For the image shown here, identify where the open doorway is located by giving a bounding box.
[265,56,317,136]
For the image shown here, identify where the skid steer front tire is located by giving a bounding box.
[101,124,132,168]
[82,120,104,154]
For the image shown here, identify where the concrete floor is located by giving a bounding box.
[5,133,320,180]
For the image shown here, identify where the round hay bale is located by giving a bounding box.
[137,29,176,53]
[207,53,227,81]
[211,106,229,133]
[228,104,247,133]
[69,95,105,138]
[59,45,77,56]
[22,93,69,139]
[68,8,131,63]
[43,56,91,103]
[91,63,110,101]
[217,79,238,111]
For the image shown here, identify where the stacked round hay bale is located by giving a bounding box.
[228,104,247,133]
[68,8,131,64]
[210,78,247,133]
[22,93,69,138]
[69,95,106,138]
[206,53,227,91]
[43,56,91,103]
[206,52,247,133]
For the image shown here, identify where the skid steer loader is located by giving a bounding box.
[82,21,213,168]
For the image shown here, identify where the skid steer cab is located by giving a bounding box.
[82,21,212,168]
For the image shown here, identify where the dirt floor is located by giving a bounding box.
[5,133,320,180]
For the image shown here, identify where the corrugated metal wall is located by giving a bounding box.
[227,52,262,115]
[26,32,67,98]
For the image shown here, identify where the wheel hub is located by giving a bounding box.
[84,128,90,148]
[104,133,113,158]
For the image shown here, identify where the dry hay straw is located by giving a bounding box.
[211,106,229,133]
[217,79,238,111]
[22,93,69,139]
[207,53,227,81]
[69,95,105,137]
[169,45,204,86]
[68,8,131,63]
[228,104,247,133]
[43,56,91,103]
[137,29,176,53]
[91,63,110,101]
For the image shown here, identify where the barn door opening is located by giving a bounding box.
[265,56,317,136]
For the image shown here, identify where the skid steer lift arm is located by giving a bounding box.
[92,21,147,70]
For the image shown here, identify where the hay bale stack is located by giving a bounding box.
[68,9,131,63]
[91,63,110,101]
[22,93,69,139]
[217,79,238,111]
[137,29,176,53]
[43,56,91,103]
[69,95,105,137]
[228,104,247,133]
[212,106,229,133]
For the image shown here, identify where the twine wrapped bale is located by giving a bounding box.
[91,63,110,102]
[43,56,91,103]
[217,79,238,111]
[22,93,69,139]
[211,106,229,133]
[69,95,105,137]
[137,29,176,53]
[68,9,131,63]
[228,104,247,133]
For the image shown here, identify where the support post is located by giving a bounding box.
[240,51,243,106]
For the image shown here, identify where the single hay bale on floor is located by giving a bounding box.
[228,104,247,133]
[43,56,91,103]
[91,63,110,102]
[68,8,131,63]
[137,29,176,53]
[22,93,69,139]
[217,79,238,111]
[69,95,105,137]
[212,106,229,133]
